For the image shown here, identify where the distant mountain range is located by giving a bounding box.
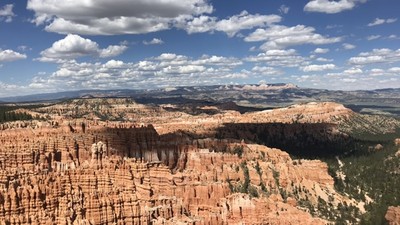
[1,84,399,117]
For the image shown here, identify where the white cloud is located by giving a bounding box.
[18,45,32,51]
[252,66,283,75]
[296,68,399,90]
[388,67,400,73]
[103,59,125,69]
[245,25,342,49]
[214,11,281,37]
[368,18,385,27]
[366,35,381,41]
[27,0,213,35]
[249,46,257,52]
[159,65,206,75]
[143,38,164,45]
[316,57,333,62]
[314,48,329,54]
[304,0,366,14]
[181,15,216,34]
[39,34,127,62]
[279,5,290,14]
[369,68,385,76]
[344,67,363,74]
[155,53,185,61]
[181,11,281,37]
[245,49,308,67]
[99,45,128,58]
[386,18,398,23]
[348,48,400,65]
[301,64,336,72]
[342,78,357,83]
[194,55,243,67]
[0,49,27,62]
[40,34,99,60]
[342,43,356,50]
[368,18,397,27]
[0,4,14,22]
[29,53,245,91]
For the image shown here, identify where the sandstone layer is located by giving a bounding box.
[0,121,355,224]
[0,99,373,224]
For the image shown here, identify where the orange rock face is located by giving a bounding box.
[0,121,354,225]
[386,206,400,225]
[0,100,364,224]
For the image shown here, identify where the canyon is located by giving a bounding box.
[0,98,399,224]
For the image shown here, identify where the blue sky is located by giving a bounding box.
[0,0,399,97]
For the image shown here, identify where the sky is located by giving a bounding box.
[0,0,399,97]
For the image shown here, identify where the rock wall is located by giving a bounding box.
[0,124,193,173]
[0,122,354,224]
[0,144,333,225]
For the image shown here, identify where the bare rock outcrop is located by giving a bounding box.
[0,122,354,224]
[395,138,400,146]
[386,206,400,225]
[0,100,371,224]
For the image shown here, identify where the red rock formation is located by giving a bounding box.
[0,122,353,224]
[386,206,400,225]
[0,100,368,224]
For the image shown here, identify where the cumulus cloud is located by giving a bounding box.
[27,0,283,37]
[369,68,385,76]
[314,48,329,54]
[252,66,283,75]
[214,11,281,37]
[388,67,400,73]
[143,38,164,45]
[245,25,341,49]
[27,0,213,35]
[301,64,336,72]
[0,49,27,62]
[194,55,243,67]
[344,67,363,74]
[245,49,308,67]
[316,57,333,62]
[304,0,366,14]
[28,53,245,91]
[348,48,400,65]
[158,65,206,75]
[368,18,397,27]
[181,11,281,37]
[38,34,127,62]
[0,4,14,22]
[342,43,356,50]
[99,45,128,58]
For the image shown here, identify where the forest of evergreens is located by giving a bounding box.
[0,105,35,123]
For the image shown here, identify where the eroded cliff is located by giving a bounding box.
[0,122,355,224]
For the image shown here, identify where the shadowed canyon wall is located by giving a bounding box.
[0,122,354,224]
